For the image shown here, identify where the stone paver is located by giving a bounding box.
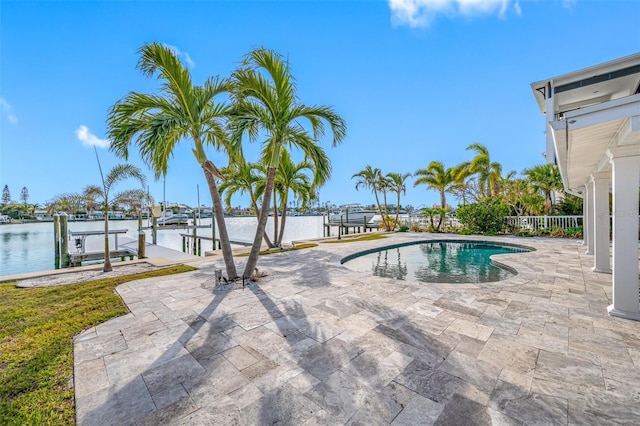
[73,233,640,425]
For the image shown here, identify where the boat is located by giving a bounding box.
[158,211,190,226]
[329,204,378,223]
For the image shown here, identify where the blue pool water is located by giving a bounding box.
[342,240,531,283]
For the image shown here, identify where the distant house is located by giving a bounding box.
[34,210,52,221]
[232,208,252,216]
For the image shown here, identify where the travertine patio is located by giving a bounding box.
[73,233,640,425]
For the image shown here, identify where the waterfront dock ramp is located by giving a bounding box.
[67,229,198,266]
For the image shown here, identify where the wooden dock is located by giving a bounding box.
[179,233,252,256]
[323,220,380,238]
[66,229,199,267]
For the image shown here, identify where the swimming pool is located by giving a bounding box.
[341,240,532,283]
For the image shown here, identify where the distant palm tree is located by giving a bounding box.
[386,172,411,230]
[107,42,239,280]
[116,189,153,218]
[524,163,563,215]
[353,166,390,229]
[378,175,393,230]
[462,143,503,198]
[85,163,146,272]
[46,193,84,215]
[230,47,346,278]
[414,161,459,230]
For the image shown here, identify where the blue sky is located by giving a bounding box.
[1,0,639,210]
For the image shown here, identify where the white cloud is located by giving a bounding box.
[76,125,110,148]
[0,97,18,124]
[389,0,519,28]
[163,43,196,68]
[562,0,577,12]
[514,1,522,16]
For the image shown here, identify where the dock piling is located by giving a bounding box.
[152,216,157,244]
[60,213,70,268]
[138,231,146,258]
[192,221,197,255]
[53,214,61,269]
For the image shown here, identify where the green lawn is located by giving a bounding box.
[321,234,387,243]
[0,265,197,425]
[236,243,318,257]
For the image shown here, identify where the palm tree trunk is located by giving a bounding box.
[382,191,390,231]
[277,193,289,246]
[249,194,275,248]
[373,190,382,217]
[244,166,276,278]
[394,192,401,230]
[273,192,279,246]
[203,161,237,280]
[544,190,552,215]
[438,190,446,231]
[103,205,112,272]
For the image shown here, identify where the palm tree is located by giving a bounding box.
[523,163,563,215]
[463,143,503,198]
[230,47,346,278]
[46,193,84,215]
[353,166,388,228]
[274,149,314,246]
[413,161,459,230]
[386,172,411,229]
[115,188,153,218]
[377,175,393,231]
[107,42,239,280]
[85,164,146,272]
[501,177,544,217]
[218,152,276,248]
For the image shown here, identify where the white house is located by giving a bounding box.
[531,53,640,321]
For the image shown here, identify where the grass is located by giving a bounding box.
[236,243,318,257]
[322,234,387,243]
[0,264,197,425]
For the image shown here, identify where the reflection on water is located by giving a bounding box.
[371,249,408,281]
[0,216,324,277]
[346,241,528,283]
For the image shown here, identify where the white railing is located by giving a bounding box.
[505,215,583,231]
[399,215,461,229]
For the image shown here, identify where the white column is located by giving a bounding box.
[583,183,594,255]
[544,83,557,165]
[607,152,640,321]
[591,173,611,273]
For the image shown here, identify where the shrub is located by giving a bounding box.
[536,228,551,237]
[566,226,583,239]
[456,198,509,234]
[409,223,424,232]
[517,231,534,237]
[398,225,409,232]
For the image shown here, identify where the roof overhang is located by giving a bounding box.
[531,53,640,116]
[531,53,640,192]
[549,94,640,190]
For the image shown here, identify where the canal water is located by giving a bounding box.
[0,216,325,277]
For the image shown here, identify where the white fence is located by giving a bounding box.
[505,215,583,231]
[400,214,584,231]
